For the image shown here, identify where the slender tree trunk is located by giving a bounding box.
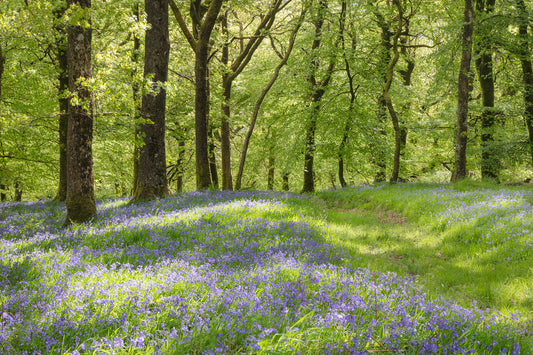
[475,0,498,181]
[53,3,68,201]
[0,42,4,106]
[64,0,97,225]
[14,181,22,201]
[302,0,337,193]
[132,4,142,194]
[386,0,403,183]
[452,0,475,182]
[206,67,219,188]
[338,0,353,188]
[516,0,533,171]
[282,173,289,191]
[0,184,6,202]
[220,11,233,190]
[267,156,275,190]
[176,138,185,193]
[234,8,305,191]
[374,13,391,183]
[133,0,171,200]
[170,0,224,190]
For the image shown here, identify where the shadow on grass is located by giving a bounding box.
[318,202,533,323]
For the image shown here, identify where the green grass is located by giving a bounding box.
[317,181,533,324]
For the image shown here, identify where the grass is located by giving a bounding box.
[0,184,532,354]
[317,181,533,321]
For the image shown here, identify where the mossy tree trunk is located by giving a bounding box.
[475,0,498,181]
[133,0,171,200]
[53,2,68,202]
[64,0,97,225]
[516,0,533,172]
[452,0,475,182]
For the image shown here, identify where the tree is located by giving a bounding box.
[234,6,306,191]
[452,0,475,182]
[474,0,498,181]
[133,0,171,200]
[53,2,69,202]
[170,0,224,190]
[219,0,290,190]
[301,0,338,193]
[64,0,97,225]
[516,0,533,171]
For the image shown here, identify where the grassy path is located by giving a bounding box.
[317,182,533,325]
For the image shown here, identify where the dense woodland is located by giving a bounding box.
[1,0,533,222]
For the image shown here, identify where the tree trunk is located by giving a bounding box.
[64,0,97,225]
[385,0,403,183]
[338,0,353,189]
[0,184,6,202]
[452,0,475,182]
[206,67,219,188]
[53,3,68,202]
[14,181,22,201]
[282,173,289,191]
[373,12,391,183]
[475,0,498,181]
[267,156,275,190]
[516,0,533,171]
[234,8,305,190]
[302,0,336,193]
[0,41,4,106]
[133,0,171,200]
[132,3,142,194]
[220,12,233,190]
[176,138,185,193]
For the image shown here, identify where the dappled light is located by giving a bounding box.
[2,188,531,353]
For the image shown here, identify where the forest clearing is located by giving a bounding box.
[1,182,532,354]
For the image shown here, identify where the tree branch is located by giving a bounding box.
[169,0,197,51]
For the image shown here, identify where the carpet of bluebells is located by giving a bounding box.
[0,189,530,354]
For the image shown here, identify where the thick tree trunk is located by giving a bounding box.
[516,0,533,170]
[53,4,68,202]
[475,0,498,181]
[452,0,475,182]
[132,4,142,194]
[195,41,213,190]
[133,0,171,200]
[64,0,97,225]
[0,184,6,202]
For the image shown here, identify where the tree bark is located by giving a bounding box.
[282,173,289,191]
[452,0,475,182]
[132,4,142,194]
[53,3,68,202]
[220,11,233,190]
[64,0,97,225]
[0,41,4,106]
[385,0,403,183]
[475,0,498,181]
[302,0,337,193]
[373,9,391,183]
[234,8,305,191]
[516,0,533,171]
[133,0,171,200]
[170,0,224,190]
